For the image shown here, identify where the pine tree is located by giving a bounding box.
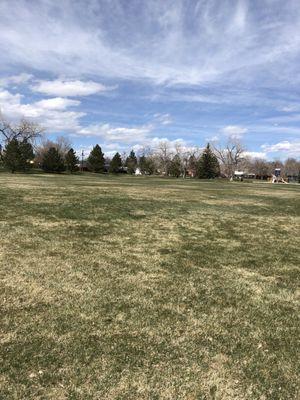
[197,143,220,179]
[3,139,22,173]
[125,150,137,174]
[65,148,79,173]
[3,139,34,172]
[138,155,147,173]
[110,152,122,173]
[139,155,155,174]
[87,144,105,172]
[169,154,182,177]
[19,140,34,170]
[42,147,65,173]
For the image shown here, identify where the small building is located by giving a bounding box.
[234,170,244,178]
[76,161,110,172]
[234,171,256,180]
[244,173,256,179]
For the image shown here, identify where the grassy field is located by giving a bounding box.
[0,173,299,399]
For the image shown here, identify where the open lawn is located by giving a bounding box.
[0,173,299,399]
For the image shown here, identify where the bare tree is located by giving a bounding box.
[135,146,152,158]
[252,158,271,177]
[121,151,127,165]
[56,136,72,155]
[213,139,245,178]
[283,158,300,178]
[173,142,186,178]
[269,159,284,176]
[174,143,201,178]
[35,136,72,166]
[0,113,44,145]
[155,140,173,175]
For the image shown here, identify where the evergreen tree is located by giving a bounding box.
[169,154,182,177]
[110,152,122,173]
[65,148,79,173]
[3,139,22,172]
[138,155,147,173]
[139,154,155,175]
[19,139,34,168]
[87,144,105,172]
[42,147,65,173]
[197,143,220,179]
[125,150,137,174]
[3,139,34,172]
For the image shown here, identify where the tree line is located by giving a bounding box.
[0,137,221,178]
[0,115,299,180]
[0,115,220,178]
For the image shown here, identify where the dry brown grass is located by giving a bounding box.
[0,173,299,399]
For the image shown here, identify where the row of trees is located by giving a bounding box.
[87,144,123,173]
[0,134,221,178]
[238,157,300,179]
[1,115,299,179]
[0,114,221,177]
[85,142,220,178]
[1,139,79,173]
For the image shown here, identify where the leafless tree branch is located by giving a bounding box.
[0,113,44,145]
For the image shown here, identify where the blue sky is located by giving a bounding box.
[0,0,300,159]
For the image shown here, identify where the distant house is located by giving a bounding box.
[135,167,142,175]
[76,161,110,172]
[234,171,256,180]
[235,171,273,180]
[76,160,89,171]
[234,170,244,178]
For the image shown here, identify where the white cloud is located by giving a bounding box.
[74,122,196,155]
[206,135,219,142]
[0,73,33,87]
[76,112,176,144]
[0,89,22,108]
[153,113,172,125]
[1,1,300,157]
[262,140,300,157]
[77,123,152,144]
[221,125,248,139]
[34,97,80,110]
[1,0,300,87]
[243,151,267,159]
[0,89,192,152]
[0,89,84,131]
[32,79,115,97]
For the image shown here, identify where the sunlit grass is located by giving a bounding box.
[0,173,299,399]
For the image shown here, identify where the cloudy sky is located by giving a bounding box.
[1,0,300,159]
